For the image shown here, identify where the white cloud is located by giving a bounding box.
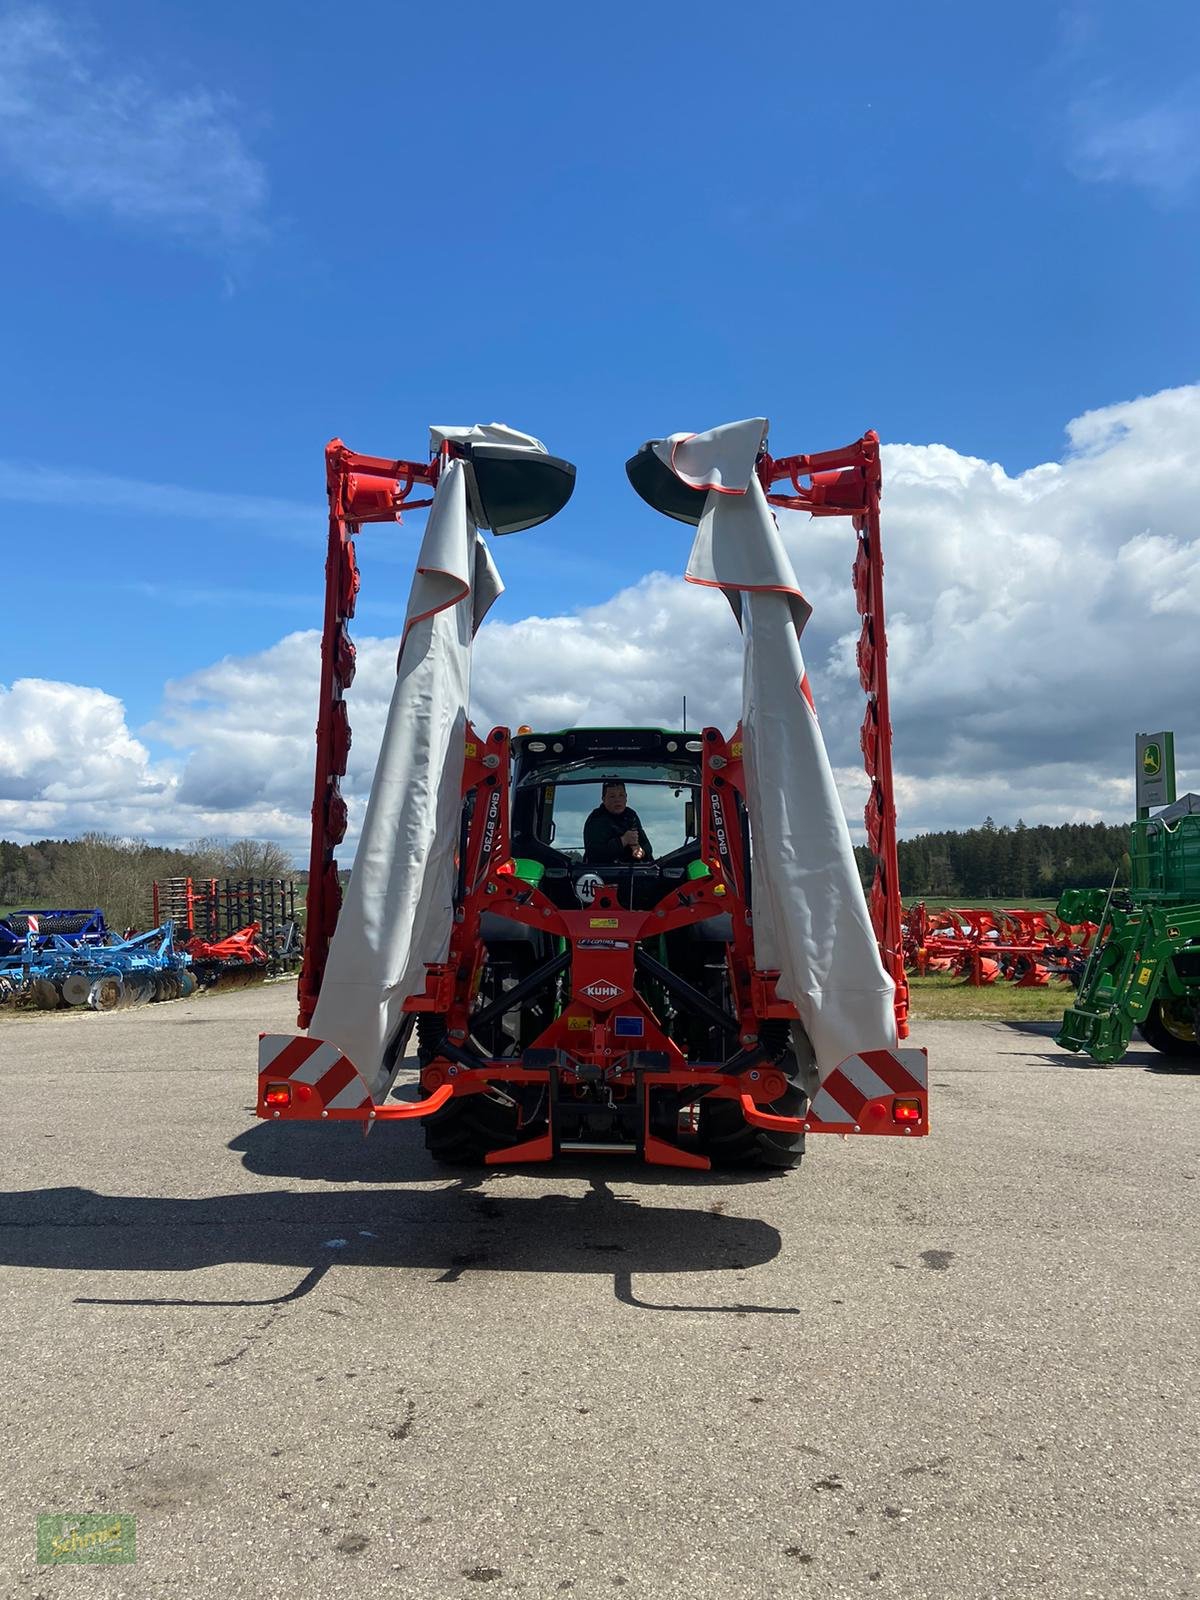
[0,677,170,813]
[2,384,1198,850]
[0,5,267,246]
[471,576,741,733]
[1067,79,1200,201]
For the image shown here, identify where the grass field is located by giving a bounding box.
[904,896,1061,911]
[907,972,1072,1021]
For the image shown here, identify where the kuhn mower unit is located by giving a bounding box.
[258,420,928,1169]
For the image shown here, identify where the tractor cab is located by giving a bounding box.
[508,727,713,911]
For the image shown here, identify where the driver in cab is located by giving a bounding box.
[583,780,653,864]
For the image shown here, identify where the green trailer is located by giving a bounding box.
[1057,793,1200,1064]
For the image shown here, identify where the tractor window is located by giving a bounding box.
[546,782,698,856]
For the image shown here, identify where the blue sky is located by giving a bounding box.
[0,0,1197,847]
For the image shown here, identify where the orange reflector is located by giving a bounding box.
[893,1097,922,1123]
[265,1082,292,1107]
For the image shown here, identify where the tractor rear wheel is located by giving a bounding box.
[697,1031,806,1169]
[422,1092,525,1165]
[416,1013,524,1164]
[1137,997,1200,1061]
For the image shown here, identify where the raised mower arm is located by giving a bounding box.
[298,440,442,1028]
[755,431,908,1039]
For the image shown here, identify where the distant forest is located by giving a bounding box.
[855,818,1129,900]
[1,817,1130,926]
[0,834,294,933]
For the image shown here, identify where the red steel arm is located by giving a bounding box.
[756,431,909,1037]
[297,440,441,1028]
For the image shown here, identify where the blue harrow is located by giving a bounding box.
[0,923,194,1011]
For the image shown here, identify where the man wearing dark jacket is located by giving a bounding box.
[583,781,653,863]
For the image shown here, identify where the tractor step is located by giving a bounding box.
[560,1140,638,1154]
[1056,1005,1130,1063]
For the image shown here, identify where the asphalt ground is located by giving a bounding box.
[0,985,1197,1600]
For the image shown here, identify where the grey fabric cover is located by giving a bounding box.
[307,434,516,1096]
[664,419,898,1086]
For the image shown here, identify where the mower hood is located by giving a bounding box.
[634,418,898,1084]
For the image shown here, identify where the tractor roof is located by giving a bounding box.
[518,726,698,739]
[511,727,707,779]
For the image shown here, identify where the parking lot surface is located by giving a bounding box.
[1,984,1197,1598]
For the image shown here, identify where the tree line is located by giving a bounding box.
[2,815,1132,926]
[0,834,296,935]
[855,818,1130,900]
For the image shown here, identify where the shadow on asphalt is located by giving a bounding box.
[228,1118,785,1188]
[0,1167,801,1317]
[993,1019,1200,1075]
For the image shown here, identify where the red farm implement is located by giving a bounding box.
[904,902,1098,987]
[153,877,300,987]
[258,422,927,1170]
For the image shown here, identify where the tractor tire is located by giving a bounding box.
[416,1013,525,1164]
[698,1038,806,1170]
[1137,998,1200,1061]
[422,1091,525,1165]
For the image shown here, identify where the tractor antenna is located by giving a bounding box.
[682,695,687,732]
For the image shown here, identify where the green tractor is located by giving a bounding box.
[1057,793,1200,1065]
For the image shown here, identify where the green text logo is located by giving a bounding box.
[37,1514,136,1565]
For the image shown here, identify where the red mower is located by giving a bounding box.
[258,420,928,1170]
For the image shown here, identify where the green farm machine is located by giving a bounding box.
[1057,734,1200,1064]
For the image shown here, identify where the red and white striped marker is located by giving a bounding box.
[258,1034,371,1113]
[808,1047,928,1131]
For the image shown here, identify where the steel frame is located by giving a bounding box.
[299,440,444,1026]
[756,430,908,1036]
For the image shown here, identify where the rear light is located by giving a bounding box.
[495,859,515,875]
[264,1082,292,1107]
[892,1097,922,1123]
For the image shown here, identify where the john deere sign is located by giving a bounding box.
[1136,731,1176,814]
